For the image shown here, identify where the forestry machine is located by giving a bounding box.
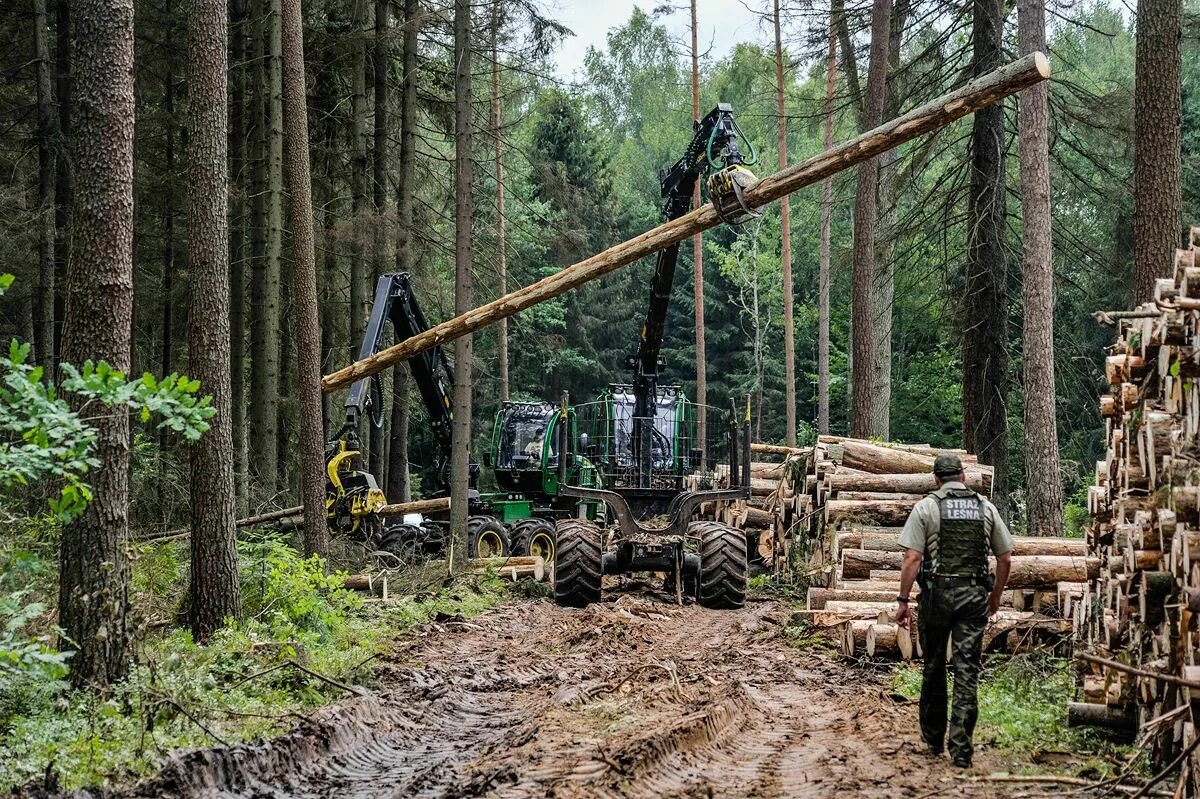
[552,103,758,609]
[325,272,598,563]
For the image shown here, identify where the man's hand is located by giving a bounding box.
[895,603,912,629]
[988,591,1002,617]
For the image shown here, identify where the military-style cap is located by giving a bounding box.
[933,453,964,477]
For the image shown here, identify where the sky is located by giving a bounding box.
[546,0,768,80]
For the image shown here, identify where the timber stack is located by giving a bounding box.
[739,435,1074,660]
[1077,226,1200,784]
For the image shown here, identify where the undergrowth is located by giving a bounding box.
[892,653,1138,774]
[0,532,509,792]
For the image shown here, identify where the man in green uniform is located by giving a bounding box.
[894,453,1013,768]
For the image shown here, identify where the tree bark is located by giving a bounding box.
[59,0,135,687]
[1133,0,1182,302]
[248,0,269,489]
[774,0,796,446]
[388,0,419,502]
[691,0,707,449]
[53,0,70,366]
[188,0,242,639]
[351,0,370,469]
[850,0,891,438]
[161,17,176,385]
[368,0,389,478]
[1018,0,1062,535]
[33,0,58,381]
[280,0,328,557]
[251,0,282,494]
[492,2,508,403]
[450,0,473,563]
[962,0,1009,518]
[322,54,1051,391]
[818,11,835,436]
[229,0,249,516]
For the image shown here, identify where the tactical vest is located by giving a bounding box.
[927,487,988,578]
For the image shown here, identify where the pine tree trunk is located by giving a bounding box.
[450,0,473,563]
[187,0,242,638]
[773,0,796,446]
[962,0,1009,517]
[249,0,269,491]
[229,0,249,516]
[33,0,57,381]
[351,0,370,467]
[492,4,508,403]
[389,0,419,502]
[850,0,891,438]
[690,0,706,448]
[53,0,70,366]
[160,20,176,459]
[58,0,135,687]
[1132,0,1182,302]
[368,0,388,477]
[1018,0,1061,535]
[818,12,835,436]
[280,0,328,557]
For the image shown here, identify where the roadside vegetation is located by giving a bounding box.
[0,525,508,792]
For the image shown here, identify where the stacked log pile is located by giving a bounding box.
[768,436,1073,659]
[1077,227,1200,786]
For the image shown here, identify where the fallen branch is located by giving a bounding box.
[1077,652,1200,691]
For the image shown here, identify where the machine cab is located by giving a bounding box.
[490,401,574,495]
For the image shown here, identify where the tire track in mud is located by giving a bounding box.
[131,596,1037,799]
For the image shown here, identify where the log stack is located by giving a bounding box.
[1077,226,1200,787]
[780,436,1072,660]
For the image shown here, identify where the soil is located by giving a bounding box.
[119,594,1058,798]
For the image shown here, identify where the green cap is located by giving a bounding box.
[933,453,964,477]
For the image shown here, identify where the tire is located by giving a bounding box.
[693,521,747,609]
[467,515,510,558]
[510,518,557,562]
[553,519,602,608]
[375,522,424,561]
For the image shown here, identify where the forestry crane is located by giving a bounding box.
[553,103,758,610]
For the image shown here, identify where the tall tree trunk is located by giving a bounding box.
[1133,0,1182,302]
[690,0,706,449]
[389,0,419,503]
[53,0,70,366]
[850,0,891,438]
[263,0,284,493]
[869,0,907,441]
[1018,0,1061,535]
[773,0,796,446]
[33,0,58,381]
[450,0,473,562]
[58,0,135,687]
[161,20,176,383]
[229,0,249,516]
[962,0,1009,516]
[188,0,241,638]
[281,0,328,557]
[351,0,370,468]
[818,9,835,436]
[492,3,508,404]
[370,0,388,477]
[249,0,269,494]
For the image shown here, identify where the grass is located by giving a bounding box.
[0,560,510,793]
[892,653,1139,775]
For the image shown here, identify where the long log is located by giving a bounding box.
[836,530,1087,557]
[826,471,991,494]
[826,499,918,526]
[137,504,305,542]
[842,550,1099,585]
[377,496,451,516]
[1066,702,1136,731]
[321,54,1052,392]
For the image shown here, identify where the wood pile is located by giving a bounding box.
[1077,226,1200,787]
[768,436,1073,660]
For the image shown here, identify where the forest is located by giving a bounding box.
[0,0,1197,792]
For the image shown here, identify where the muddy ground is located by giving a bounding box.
[124,593,1082,798]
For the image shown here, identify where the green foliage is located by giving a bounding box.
[0,275,215,521]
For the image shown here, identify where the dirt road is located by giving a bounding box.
[139,595,1042,798]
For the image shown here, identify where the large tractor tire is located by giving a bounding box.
[692,521,747,609]
[467,515,510,559]
[510,518,556,562]
[553,519,602,608]
[375,522,425,561]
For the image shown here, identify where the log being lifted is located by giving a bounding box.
[321,54,1052,392]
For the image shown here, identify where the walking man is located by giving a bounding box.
[894,453,1013,768]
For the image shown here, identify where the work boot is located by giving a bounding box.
[922,735,943,756]
[951,754,971,769]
